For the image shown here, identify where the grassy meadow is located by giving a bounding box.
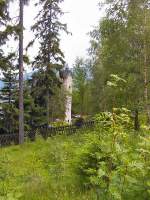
[0,133,97,200]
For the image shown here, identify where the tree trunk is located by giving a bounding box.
[19,0,24,144]
[46,90,50,126]
[134,109,140,131]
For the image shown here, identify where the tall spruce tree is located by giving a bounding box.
[0,0,9,64]
[0,0,19,48]
[31,0,67,125]
[0,53,18,134]
[0,1,17,134]
[0,0,9,35]
[0,0,30,141]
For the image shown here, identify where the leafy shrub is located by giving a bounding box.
[94,107,132,129]
[75,109,150,199]
[51,121,69,127]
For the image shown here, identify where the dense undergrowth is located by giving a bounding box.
[75,109,150,199]
[0,109,150,200]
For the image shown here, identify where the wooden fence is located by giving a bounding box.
[0,120,98,147]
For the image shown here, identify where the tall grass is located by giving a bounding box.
[0,134,96,200]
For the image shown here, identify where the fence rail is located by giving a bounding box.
[0,120,99,147]
[0,134,18,147]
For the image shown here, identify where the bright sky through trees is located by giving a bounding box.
[60,0,104,66]
[22,0,104,67]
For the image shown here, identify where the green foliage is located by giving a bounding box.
[0,134,97,200]
[72,57,92,115]
[51,121,68,127]
[107,74,126,89]
[75,110,150,199]
[0,53,19,134]
[48,86,66,121]
[86,0,150,120]
[29,0,68,124]
[0,112,150,199]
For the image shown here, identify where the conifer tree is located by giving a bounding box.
[31,0,67,125]
[0,0,30,140]
[0,54,18,134]
[0,0,10,64]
